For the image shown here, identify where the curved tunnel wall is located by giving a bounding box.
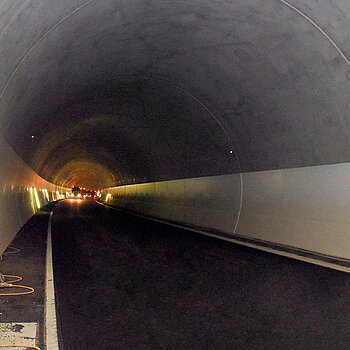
[103,162,350,260]
[1,1,350,263]
[0,133,68,255]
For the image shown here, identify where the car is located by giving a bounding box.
[84,190,97,199]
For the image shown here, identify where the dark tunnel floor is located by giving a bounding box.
[0,210,51,349]
[51,200,350,350]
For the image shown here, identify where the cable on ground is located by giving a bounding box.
[0,346,41,349]
[3,246,21,256]
[0,274,34,296]
[0,245,20,261]
[1,275,22,283]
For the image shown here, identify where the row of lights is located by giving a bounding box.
[28,187,65,206]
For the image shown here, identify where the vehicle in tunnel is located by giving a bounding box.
[71,186,83,199]
[85,189,97,199]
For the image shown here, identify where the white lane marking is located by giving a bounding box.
[97,201,350,273]
[277,0,350,67]
[45,210,59,350]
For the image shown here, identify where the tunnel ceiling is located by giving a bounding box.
[0,0,350,188]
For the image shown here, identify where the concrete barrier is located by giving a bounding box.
[103,162,350,261]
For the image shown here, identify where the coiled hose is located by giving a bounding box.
[0,346,41,349]
[0,249,40,349]
[0,275,34,296]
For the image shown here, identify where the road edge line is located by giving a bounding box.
[45,209,60,350]
[96,201,350,274]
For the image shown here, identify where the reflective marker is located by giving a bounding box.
[33,187,41,209]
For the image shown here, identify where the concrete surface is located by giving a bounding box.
[0,210,52,350]
[103,163,350,260]
[1,0,350,184]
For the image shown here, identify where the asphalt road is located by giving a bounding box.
[51,200,350,350]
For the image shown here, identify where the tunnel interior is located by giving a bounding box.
[1,0,350,260]
[1,0,349,189]
[3,1,350,348]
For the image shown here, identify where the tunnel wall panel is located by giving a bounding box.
[103,163,350,260]
[103,174,242,233]
[0,134,67,255]
[238,163,350,259]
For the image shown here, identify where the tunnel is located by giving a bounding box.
[1,0,350,349]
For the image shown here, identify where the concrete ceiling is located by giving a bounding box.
[0,0,349,188]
